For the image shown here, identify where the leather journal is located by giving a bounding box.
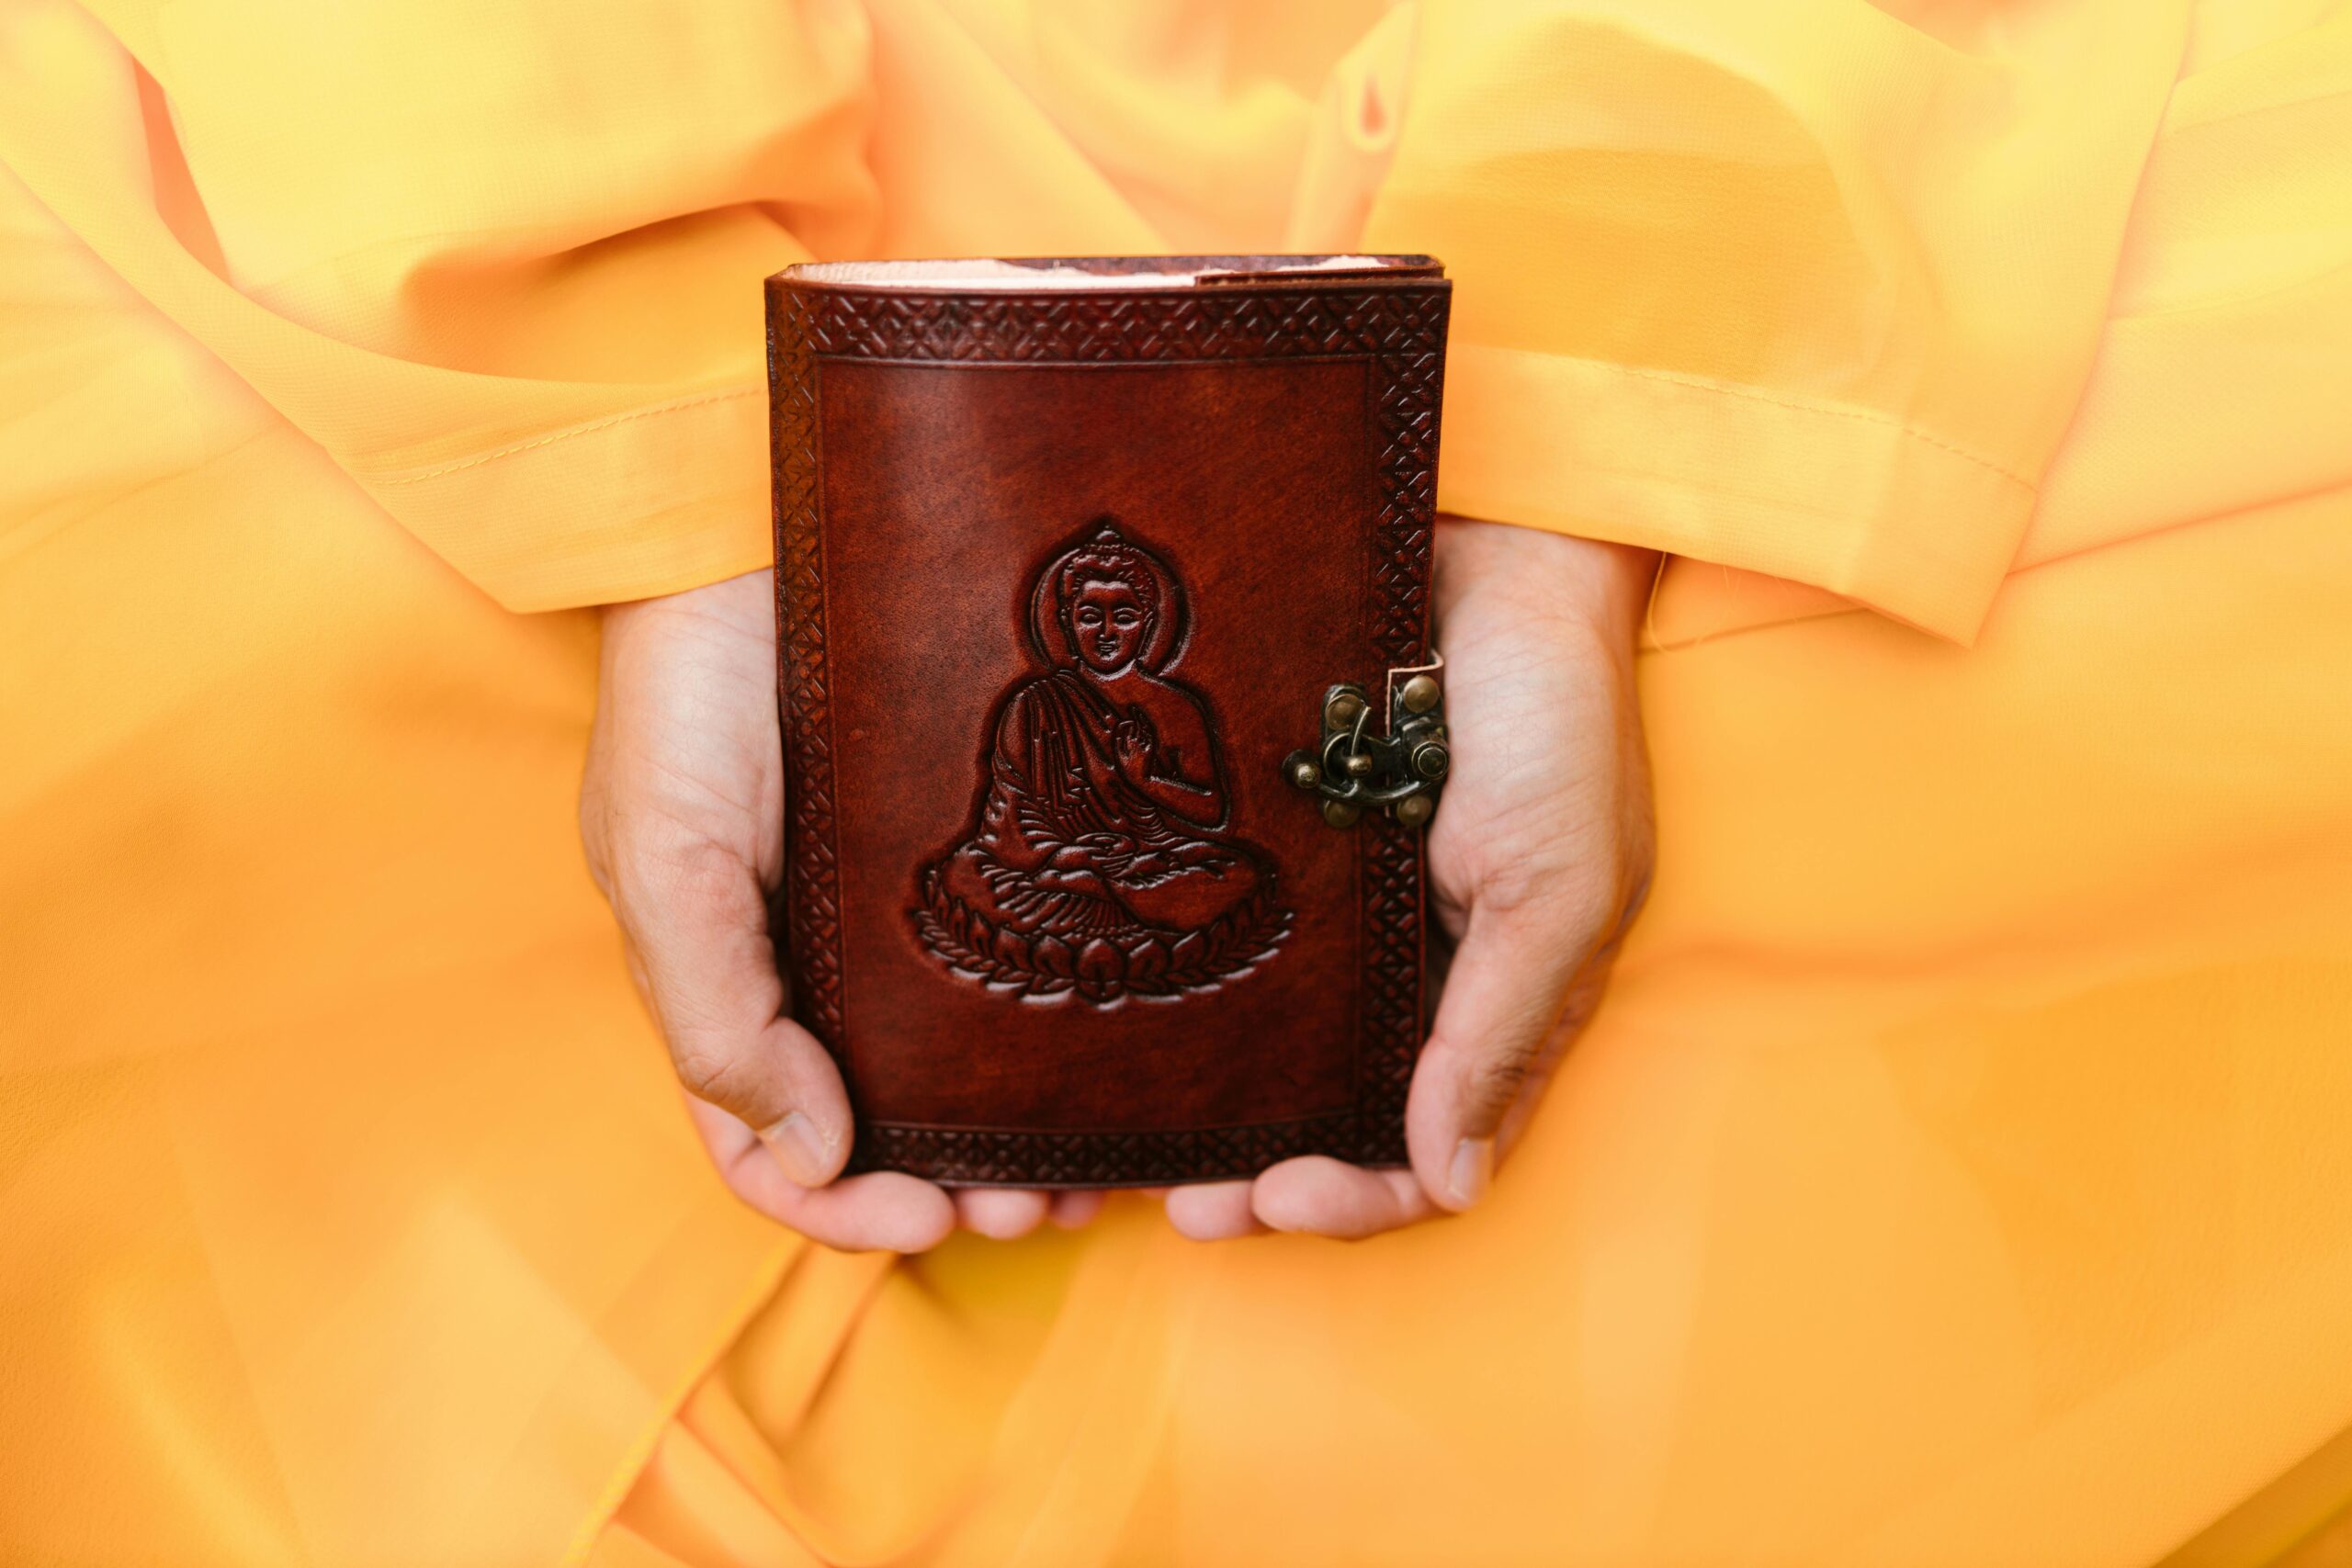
[765,254,1452,1186]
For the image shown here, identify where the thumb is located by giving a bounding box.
[618,838,853,1188]
[1407,897,1588,1213]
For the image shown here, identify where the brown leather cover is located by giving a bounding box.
[765,255,1450,1186]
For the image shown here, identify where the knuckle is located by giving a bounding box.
[672,1042,761,1113]
[1460,1046,1534,1129]
[612,829,748,926]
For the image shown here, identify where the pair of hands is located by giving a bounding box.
[580,521,1655,1249]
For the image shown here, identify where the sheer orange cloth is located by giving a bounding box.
[5,1,2352,1562]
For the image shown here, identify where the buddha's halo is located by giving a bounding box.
[1026,518,1186,673]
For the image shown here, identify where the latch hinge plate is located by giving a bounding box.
[1282,660,1449,829]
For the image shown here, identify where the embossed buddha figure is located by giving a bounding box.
[915,523,1286,1002]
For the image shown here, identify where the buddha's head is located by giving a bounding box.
[1054,530,1161,675]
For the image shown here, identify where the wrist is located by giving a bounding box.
[1434,518,1657,660]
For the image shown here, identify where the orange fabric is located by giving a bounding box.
[5,1,2352,1564]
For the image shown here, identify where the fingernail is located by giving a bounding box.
[760,1111,836,1187]
[1447,1137,1494,1209]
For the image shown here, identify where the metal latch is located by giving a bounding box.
[1283,660,1449,829]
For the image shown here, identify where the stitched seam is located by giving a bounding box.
[1464,345,2037,491]
[1637,474,2352,656]
[1446,445,2025,598]
[1530,443,2028,535]
[366,387,758,486]
[1443,456,2002,639]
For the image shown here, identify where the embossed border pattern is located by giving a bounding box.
[768,276,1450,1186]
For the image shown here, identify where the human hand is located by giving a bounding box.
[579,569,1104,1249]
[1164,520,1656,1242]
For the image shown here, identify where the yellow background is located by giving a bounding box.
[4,1,2351,1562]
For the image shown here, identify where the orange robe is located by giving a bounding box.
[4,1,2351,1562]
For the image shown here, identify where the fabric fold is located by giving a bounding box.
[1367,0,2192,642]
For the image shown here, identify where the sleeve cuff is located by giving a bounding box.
[1437,343,2038,645]
[352,385,772,612]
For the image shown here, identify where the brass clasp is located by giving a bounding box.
[1283,659,1449,829]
